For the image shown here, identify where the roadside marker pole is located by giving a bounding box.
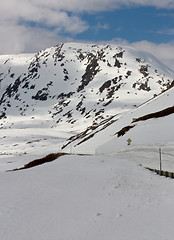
[159,148,162,171]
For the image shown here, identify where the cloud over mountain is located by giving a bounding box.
[1,0,174,57]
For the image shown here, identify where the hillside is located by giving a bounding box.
[1,43,174,240]
[69,81,174,153]
[0,42,174,170]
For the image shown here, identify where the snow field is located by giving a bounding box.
[1,42,174,239]
[0,154,174,240]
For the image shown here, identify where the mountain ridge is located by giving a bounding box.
[0,42,174,157]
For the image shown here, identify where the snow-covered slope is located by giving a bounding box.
[1,154,174,240]
[0,42,174,169]
[70,84,174,153]
[0,43,173,128]
[1,43,174,240]
[65,83,174,171]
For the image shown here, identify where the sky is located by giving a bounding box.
[0,0,174,68]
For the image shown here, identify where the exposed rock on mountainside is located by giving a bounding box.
[0,42,174,154]
[0,43,173,126]
[132,105,174,123]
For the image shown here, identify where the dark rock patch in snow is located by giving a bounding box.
[132,105,174,123]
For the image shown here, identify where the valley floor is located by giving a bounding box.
[0,154,174,240]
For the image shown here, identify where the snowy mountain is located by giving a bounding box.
[1,43,174,240]
[0,42,174,168]
[74,83,174,153]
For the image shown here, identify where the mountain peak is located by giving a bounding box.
[0,42,174,156]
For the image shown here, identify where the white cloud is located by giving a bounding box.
[1,0,174,56]
[28,0,174,11]
[0,1,88,33]
[132,40,174,65]
[0,0,89,54]
[113,39,174,69]
[0,23,72,54]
